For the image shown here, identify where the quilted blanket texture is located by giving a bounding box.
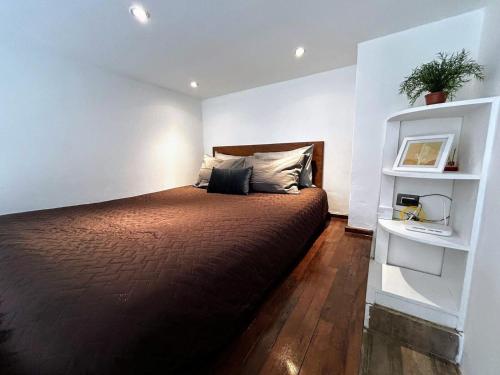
[0,186,328,374]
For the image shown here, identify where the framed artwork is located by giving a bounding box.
[393,134,455,172]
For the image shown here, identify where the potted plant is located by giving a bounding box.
[400,49,484,106]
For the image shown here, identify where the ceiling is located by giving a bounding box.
[2,0,485,98]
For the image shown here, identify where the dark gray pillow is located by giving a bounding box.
[194,155,245,188]
[247,153,305,194]
[254,144,314,187]
[207,167,253,195]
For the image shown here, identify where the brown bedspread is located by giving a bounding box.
[0,186,328,374]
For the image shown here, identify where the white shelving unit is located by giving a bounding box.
[378,219,470,252]
[366,97,500,360]
[368,261,462,315]
[382,168,480,180]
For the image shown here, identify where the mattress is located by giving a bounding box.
[0,186,328,374]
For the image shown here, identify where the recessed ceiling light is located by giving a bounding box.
[190,81,199,88]
[129,5,150,24]
[295,46,305,58]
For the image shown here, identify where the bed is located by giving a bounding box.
[0,142,328,374]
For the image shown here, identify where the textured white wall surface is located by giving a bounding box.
[202,66,357,214]
[348,10,484,230]
[477,2,500,97]
[0,39,203,215]
[462,2,500,375]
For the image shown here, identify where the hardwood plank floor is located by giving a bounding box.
[361,330,460,375]
[210,218,372,375]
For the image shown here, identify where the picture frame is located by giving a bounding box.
[393,134,455,172]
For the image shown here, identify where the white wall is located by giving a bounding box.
[348,10,484,230]
[462,3,500,375]
[202,66,356,214]
[477,1,500,96]
[0,38,203,215]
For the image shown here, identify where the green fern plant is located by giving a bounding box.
[400,49,484,105]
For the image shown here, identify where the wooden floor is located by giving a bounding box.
[210,218,372,375]
[361,330,460,375]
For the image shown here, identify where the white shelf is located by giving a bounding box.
[386,97,497,122]
[378,218,470,251]
[369,261,461,314]
[382,168,480,180]
[371,95,499,338]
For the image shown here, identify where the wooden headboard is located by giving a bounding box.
[213,141,325,188]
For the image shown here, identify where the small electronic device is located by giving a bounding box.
[404,222,453,237]
[403,193,453,236]
[396,193,420,207]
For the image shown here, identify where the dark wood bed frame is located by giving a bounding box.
[213,141,325,188]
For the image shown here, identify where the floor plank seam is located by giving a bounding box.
[297,311,323,374]
[211,220,372,375]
